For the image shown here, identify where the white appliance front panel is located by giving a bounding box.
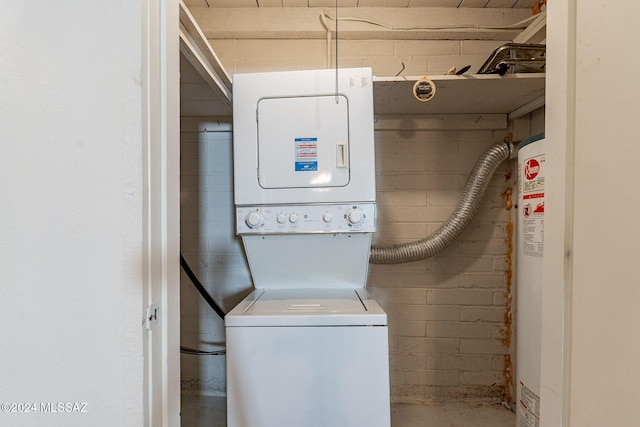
[226,324,390,427]
[233,68,375,206]
[236,203,376,234]
[225,289,388,327]
[241,233,372,290]
[257,95,350,189]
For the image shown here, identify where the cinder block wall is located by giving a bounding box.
[211,39,505,76]
[180,127,241,395]
[179,36,543,402]
[369,129,515,402]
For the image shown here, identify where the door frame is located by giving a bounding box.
[142,1,181,426]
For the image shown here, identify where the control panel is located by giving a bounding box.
[236,203,376,234]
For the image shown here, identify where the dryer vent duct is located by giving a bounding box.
[370,140,514,264]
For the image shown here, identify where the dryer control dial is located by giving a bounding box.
[245,210,264,228]
[346,208,364,225]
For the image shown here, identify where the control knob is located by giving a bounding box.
[245,210,264,228]
[346,208,364,225]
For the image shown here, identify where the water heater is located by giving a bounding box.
[516,133,545,427]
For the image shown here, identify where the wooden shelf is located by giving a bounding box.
[373,73,545,118]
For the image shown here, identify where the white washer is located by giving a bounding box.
[226,289,390,427]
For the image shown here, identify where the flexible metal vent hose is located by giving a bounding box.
[370,140,514,264]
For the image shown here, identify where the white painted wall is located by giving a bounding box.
[0,3,144,426]
[540,1,572,425]
[567,2,640,425]
[544,1,640,425]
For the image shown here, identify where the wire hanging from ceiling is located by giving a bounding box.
[335,0,339,103]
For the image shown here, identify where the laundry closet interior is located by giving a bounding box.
[177,1,546,426]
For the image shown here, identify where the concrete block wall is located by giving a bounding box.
[210,39,508,76]
[178,35,541,402]
[180,126,242,396]
[368,129,515,403]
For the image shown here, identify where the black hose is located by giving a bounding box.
[179,252,226,320]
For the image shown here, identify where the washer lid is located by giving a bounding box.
[225,288,387,327]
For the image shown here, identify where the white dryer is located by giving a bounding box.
[227,68,390,427]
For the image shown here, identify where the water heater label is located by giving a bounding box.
[294,138,318,171]
[520,154,545,258]
[519,381,540,427]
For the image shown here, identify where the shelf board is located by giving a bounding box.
[373,73,545,117]
[179,0,232,117]
[181,71,546,119]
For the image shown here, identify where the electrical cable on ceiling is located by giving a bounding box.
[319,12,331,68]
[321,11,540,32]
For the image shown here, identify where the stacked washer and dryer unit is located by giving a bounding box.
[225,68,391,427]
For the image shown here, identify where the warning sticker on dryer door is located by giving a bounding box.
[295,138,318,171]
